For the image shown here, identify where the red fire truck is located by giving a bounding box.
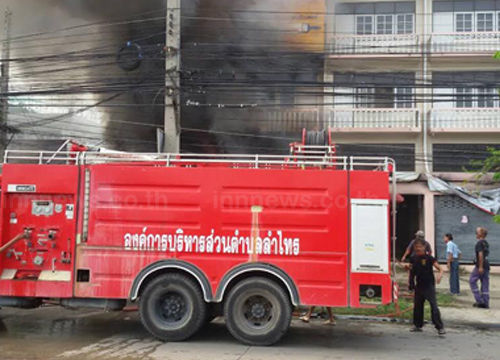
[0,137,396,346]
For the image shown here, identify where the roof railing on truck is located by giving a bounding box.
[3,149,395,172]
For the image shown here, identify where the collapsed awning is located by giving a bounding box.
[428,176,500,215]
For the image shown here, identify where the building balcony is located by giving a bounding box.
[330,34,421,57]
[261,108,322,133]
[431,32,500,55]
[430,108,500,132]
[329,108,421,132]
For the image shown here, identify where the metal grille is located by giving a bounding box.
[435,195,499,265]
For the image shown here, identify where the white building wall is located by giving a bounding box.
[325,0,500,252]
[433,12,454,33]
[336,15,355,34]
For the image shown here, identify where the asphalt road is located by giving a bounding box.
[1,306,499,360]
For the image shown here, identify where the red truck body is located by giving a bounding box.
[0,148,395,345]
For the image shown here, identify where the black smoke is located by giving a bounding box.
[61,0,167,152]
[181,0,324,154]
[7,0,167,152]
[7,0,323,154]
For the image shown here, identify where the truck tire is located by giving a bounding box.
[224,277,292,346]
[139,273,207,342]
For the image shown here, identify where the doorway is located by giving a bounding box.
[395,195,423,259]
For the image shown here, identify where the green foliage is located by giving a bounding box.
[471,147,500,224]
[470,147,500,183]
[494,51,500,59]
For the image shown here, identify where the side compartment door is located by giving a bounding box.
[351,199,389,274]
[0,165,79,298]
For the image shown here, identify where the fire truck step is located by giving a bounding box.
[0,297,42,309]
[60,298,126,311]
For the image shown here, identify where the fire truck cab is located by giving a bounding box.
[0,140,396,346]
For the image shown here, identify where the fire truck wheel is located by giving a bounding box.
[224,277,292,346]
[139,273,207,342]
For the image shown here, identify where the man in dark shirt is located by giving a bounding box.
[469,227,490,309]
[401,230,432,262]
[402,230,433,292]
[409,239,445,335]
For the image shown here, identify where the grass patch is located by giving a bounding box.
[436,292,457,307]
[330,298,414,320]
[310,290,458,321]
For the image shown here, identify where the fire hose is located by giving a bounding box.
[0,233,27,254]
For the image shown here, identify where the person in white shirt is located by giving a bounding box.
[444,233,461,295]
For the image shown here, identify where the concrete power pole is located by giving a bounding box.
[0,8,12,161]
[164,0,181,153]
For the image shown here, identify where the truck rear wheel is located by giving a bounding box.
[224,277,292,346]
[139,273,207,342]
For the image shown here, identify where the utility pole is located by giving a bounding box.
[164,0,181,153]
[0,8,12,162]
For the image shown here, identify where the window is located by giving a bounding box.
[477,12,494,31]
[357,13,414,35]
[456,13,474,32]
[336,73,416,110]
[337,143,415,172]
[456,88,474,107]
[356,88,375,108]
[376,15,393,34]
[396,14,414,34]
[356,87,414,109]
[433,144,497,173]
[456,88,498,108]
[356,15,374,35]
[374,87,395,108]
[395,87,413,108]
[477,88,496,107]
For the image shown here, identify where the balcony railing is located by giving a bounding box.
[261,109,322,133]
[329,108,420,131]
[330,34,421,55]
[431,32,500,54]
[430,108,500,131]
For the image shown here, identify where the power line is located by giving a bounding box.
[0,13,167,44]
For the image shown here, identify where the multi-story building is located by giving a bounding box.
[270,0,500,262]
[322,0,500,262]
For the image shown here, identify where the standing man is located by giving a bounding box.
[401,230,432,263]
[402,230,432,291]
[409,239,446,335]
[444,234,461,295]
[470,227,490,309]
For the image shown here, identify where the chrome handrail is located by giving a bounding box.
[3,150,395,172]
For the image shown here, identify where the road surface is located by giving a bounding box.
[0,306,498,360]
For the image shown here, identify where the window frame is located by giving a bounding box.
[356,15,375,35]
[354,11,416,36]
[376,14,394,35]
[356,87,376,108]
[476,11,495,32]
[455,87,498,108]
[396,13,415,34]
[455,12,474,33]
[477,88,496,108]
[456,87,474,108]
[394,87,414,109]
